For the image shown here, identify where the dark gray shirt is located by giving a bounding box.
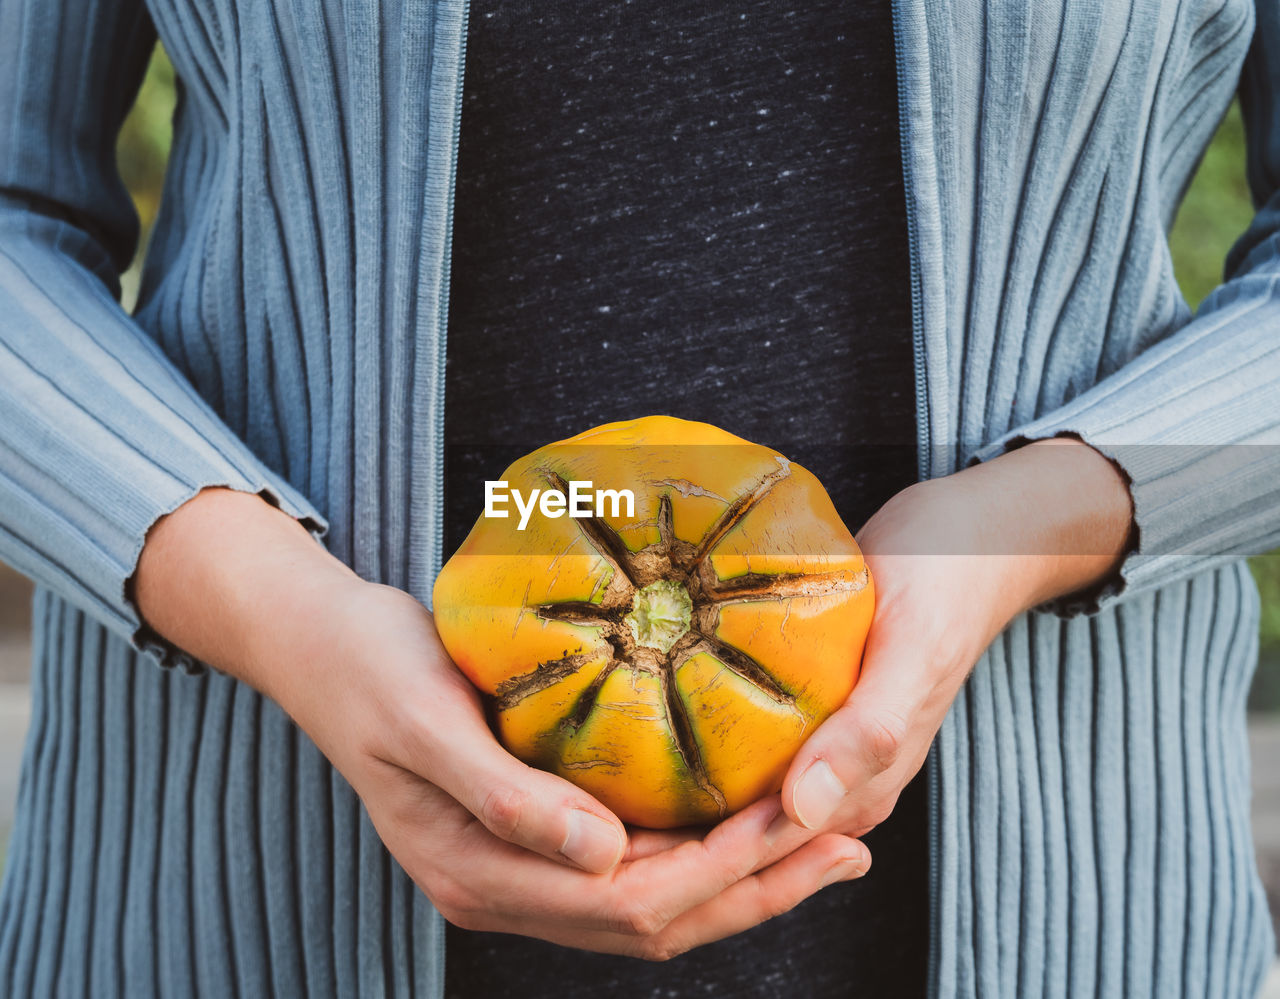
[443,2,925,995]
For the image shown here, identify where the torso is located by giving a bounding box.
[442,2,925,994]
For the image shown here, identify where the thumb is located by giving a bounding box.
[781,699,911,830]
[780,637,923,831]
[415,717,628,874]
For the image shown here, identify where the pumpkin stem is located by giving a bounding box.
[625,580,692,653]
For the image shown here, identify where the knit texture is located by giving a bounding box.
[0,0,1278,996]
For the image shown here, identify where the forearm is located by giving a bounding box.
[857,436,1135,656]
[133,486,357,697]
[784,438,1136,834]
[947,437,1135,612]
[0,214,326,655]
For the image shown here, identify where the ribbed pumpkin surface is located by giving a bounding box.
[432,416,874,828]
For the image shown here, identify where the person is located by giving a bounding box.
[0,1,1276,998]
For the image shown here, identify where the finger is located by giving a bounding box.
[454,795,822,936]
[463,833,871,959]
[399,704,628,873]
[781,700,911,831]
[781,632,929,830]
[624,826,706,862]
[622,792,814,863]
[637,833,871,960]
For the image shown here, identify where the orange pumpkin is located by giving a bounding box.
[431,416,874,828]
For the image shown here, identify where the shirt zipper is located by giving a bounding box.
[431,0,473,987]
[428,0,472,590]
[890,2,941,998]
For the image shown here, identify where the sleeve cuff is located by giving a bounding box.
[967,420,1271,619]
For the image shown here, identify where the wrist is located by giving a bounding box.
[976,436,1135,609]
[134,487,358,694]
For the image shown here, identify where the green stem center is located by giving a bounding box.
[625,580,693,653]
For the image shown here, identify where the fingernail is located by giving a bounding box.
[560,809,624,872]
[792,759,847,830]
[821,854,868,888]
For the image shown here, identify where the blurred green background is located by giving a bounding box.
[114,49,1280,709]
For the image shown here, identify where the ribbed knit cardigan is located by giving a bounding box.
[0,0,1277,995]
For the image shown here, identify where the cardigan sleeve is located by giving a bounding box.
[968,3,1280,618]
[0,0,327,670]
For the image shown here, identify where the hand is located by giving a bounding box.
[274,578,873,959]
[776,438,1134,836]
[134,488,872,959]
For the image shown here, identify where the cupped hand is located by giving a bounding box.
[135,488,872,960]
[776,438,1134,837]
[270,579,876,959]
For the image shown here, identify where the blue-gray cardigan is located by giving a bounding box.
[1,0,1278,995]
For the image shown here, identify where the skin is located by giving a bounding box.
[133,435,1133,960]
[780,437,1135,839]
